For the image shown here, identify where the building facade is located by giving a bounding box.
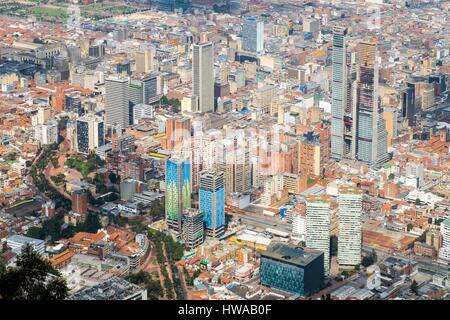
[182,208,204,250]
[331,26,348,159]
[105,76,130,130]
[193,42,214,113]
[438,219,450,264]
[242,17,264,53]
[338,186,363,268]
[76,115,105,154]
[306,195,331,276]
[165,157,191,232]
[351,40,389,167]
[260,242,324,296]
[199,170,225,239]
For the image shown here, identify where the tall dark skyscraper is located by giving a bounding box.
[401,83,415,127]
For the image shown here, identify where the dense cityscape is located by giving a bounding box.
[0,0,449,302]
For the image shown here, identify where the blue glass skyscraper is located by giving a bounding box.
[199,170,225,239]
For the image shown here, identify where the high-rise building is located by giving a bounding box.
[120,153,145,182]
[306,195,331,276]
[193,42,214,113]
[242,17,264,53]
[116,61,131,76]
[164,116,191,152]
[426,229,442,252]
[35,121,59,145]
[292,210,307,241]
[129,73,162,125]
[401,84,415,127]
[165,157,191,232]
[199,170,225,239]
[41,200,56,218]
[113,28,128,43]
[299,131,323,177]
[111,133,136,154]
[105,76,130,129]
[72,190,88,218]
[383,107,398,149]
[133,104,154,125]
[220,140,252,195]
[331,26,348,159]
[135,49,154,74]
[65,94,83,115]
[303,18,320,37]
[76,115,105,155]
[351,40,389,167]
[438,218,450,264]
[181,208,204,250]
[338,186,362,268]
[88,43,105,58]
[260,242,324,296]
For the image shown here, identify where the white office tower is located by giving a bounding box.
[438,218,450,264]
[292,210,307,241]
[192,42,214,113]
[306,196,331,276]
[338,186,363,268]
[105,76,129,129]
[35,120,58,145]
[242,16,264,53]
[133,104,154,125]
[331,26,348,159]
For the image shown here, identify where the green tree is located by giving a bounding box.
[0,245,68,300]
[407,223,414,232]
[26,227,45,240]
[83,213,102,233]
[149,198,165,220]
[108,172,119,184]
[388,173,395,180]
[130,218,146,234]
[80,163,90,178]
[126,271,148,285]
[415,198,421,206]
[0,255,6,273]
[160,95,169,105]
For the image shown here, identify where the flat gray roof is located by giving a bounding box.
[261,242,323,267]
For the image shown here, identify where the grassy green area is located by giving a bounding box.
[30,7,68,18]
[64,154,106,179]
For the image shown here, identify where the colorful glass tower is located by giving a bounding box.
[165,157,191,232]
[199,170,225,239]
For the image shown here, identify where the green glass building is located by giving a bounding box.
[165,157,191,232]
[260,242,324,296]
